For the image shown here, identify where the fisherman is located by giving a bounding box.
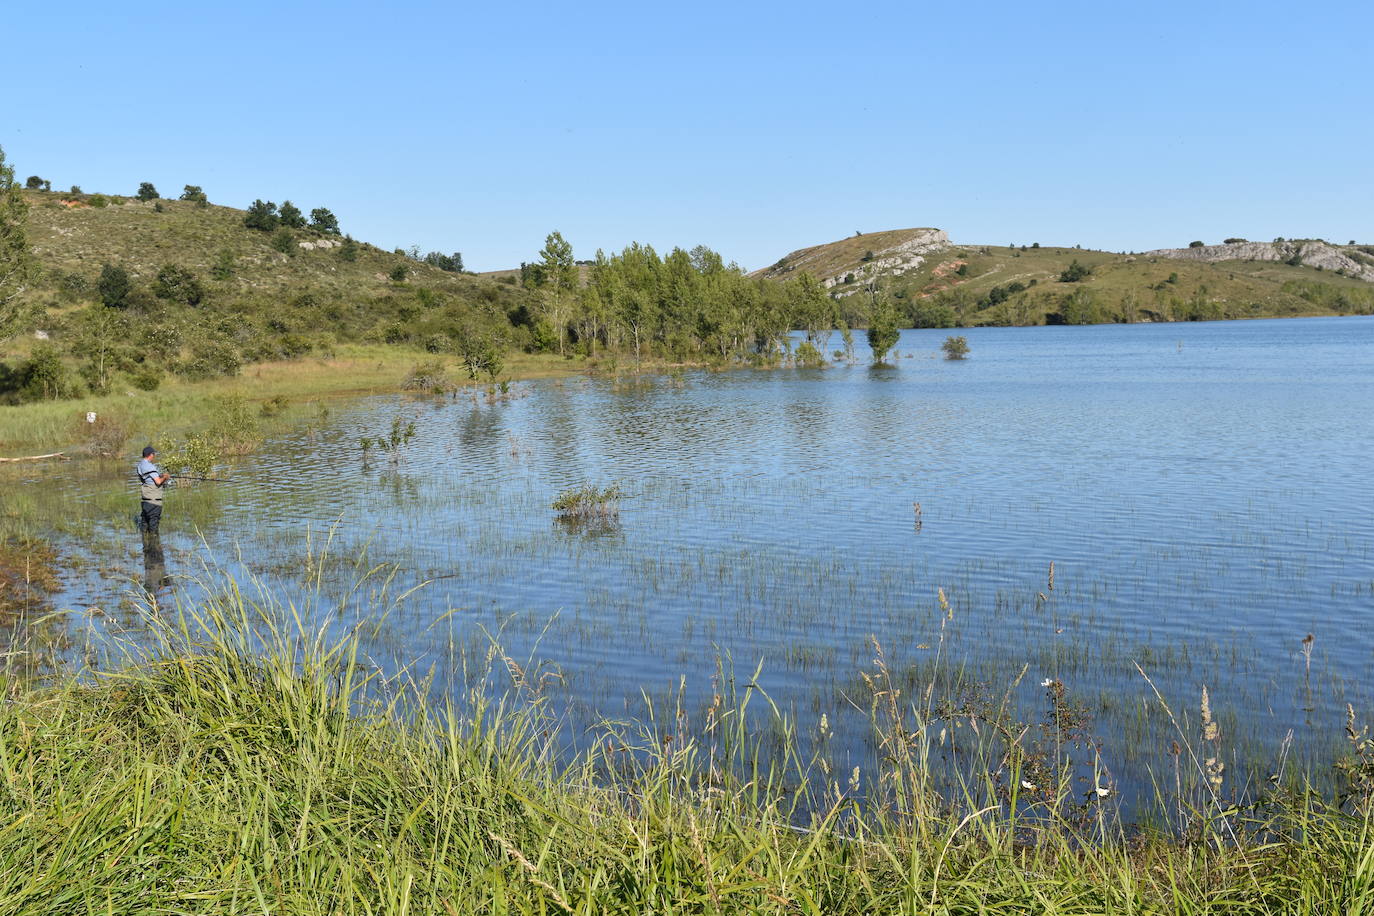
[135,445,170,534]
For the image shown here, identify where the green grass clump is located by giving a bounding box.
[1,569,1373,912]
[552,484,623,519]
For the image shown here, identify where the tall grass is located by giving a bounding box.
[2,561,1373,913]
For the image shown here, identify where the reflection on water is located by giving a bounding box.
[140,531,171,600]
[50,316,1374,813]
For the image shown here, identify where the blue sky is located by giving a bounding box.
[6,1,1371,271]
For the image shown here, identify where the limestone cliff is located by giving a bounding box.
[1144,240,1374,283]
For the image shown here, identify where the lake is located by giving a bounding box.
[51,316,1374,816]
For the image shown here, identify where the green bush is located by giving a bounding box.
[87,194,108,208]
[1059,260,1092,283]
[97,264,130,308]
[794,340,825,368]
[136,182,158,202]
[388,264,408,283]
[271,228,296,256]
[153,264,205,306]
[941,335,970,360]
[129,363,163,391]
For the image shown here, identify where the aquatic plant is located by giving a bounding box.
[551,484,622,519]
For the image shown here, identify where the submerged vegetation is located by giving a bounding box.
[552,483,623,519]
[2,568,1373,912]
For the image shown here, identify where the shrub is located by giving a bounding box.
[941,335,970,360]
[19,343,80,401]
[210,249,235,281]
[423,333,452,353]
[129,363,162,390]
[97,263,130,308]
[136,182,158,202]
[153,264,205,305]
[1286,251,1304,267]
[77,411,131,458]
[24,176,44,190]
[270,228,297,256]
[1224,238,1247,244]
[243,200,279,232]
[1059,260,1092,283]
[87,194,108,208]
[180,185,208,204]
[338,236,358,262]
[179,339,241,379]
[1167,272,1179,284]
[389,264,408,283]
[1188,240,1205,248]
[402,360,450,393]
[794,340,825,368]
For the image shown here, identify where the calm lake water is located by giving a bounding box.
[54,316,1374,814]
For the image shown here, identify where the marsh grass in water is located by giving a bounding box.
[3,559,1374,912]
[552,484,623,520]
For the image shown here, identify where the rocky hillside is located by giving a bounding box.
[1144,239,1374,282]
[753,228,950,292]
[755,229,1374,328]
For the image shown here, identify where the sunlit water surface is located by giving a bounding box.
[49,318,1374,816]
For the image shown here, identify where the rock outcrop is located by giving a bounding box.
[1144,240,1374,282]
[754,228,950,293]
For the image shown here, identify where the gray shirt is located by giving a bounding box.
[137,457,165,502]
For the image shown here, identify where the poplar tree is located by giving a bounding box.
[0,144,37,342]
[537,230,576,355]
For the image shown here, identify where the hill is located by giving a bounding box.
[4,189,532,401]
[757,229,1374,327]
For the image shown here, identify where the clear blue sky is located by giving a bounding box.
[6,1,1371,271]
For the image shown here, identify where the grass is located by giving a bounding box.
[3,563,1374,913]
[0,345,607,457]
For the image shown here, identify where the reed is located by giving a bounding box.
[1,565,1373,912]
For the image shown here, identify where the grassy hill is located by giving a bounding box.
[758,230,1374,327]
[0,188,544,416]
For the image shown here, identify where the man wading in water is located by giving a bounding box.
[136,445,170,534]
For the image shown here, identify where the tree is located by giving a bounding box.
[423,251,464,272]
[309,207,339,234]
[25,176,44,190]
[537,230,577,354]
[278,200,306,229]
[137,182,159,202]
[180,185,208,207]
[941,335,970,360]
[97,263,131,309]
[1188,240,1205,248]
[389,264,408,282]
[1,144,38,341]
[867,297,900,365]
[243,199,279,231]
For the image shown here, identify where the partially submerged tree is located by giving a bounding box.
[866,295,900,365]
